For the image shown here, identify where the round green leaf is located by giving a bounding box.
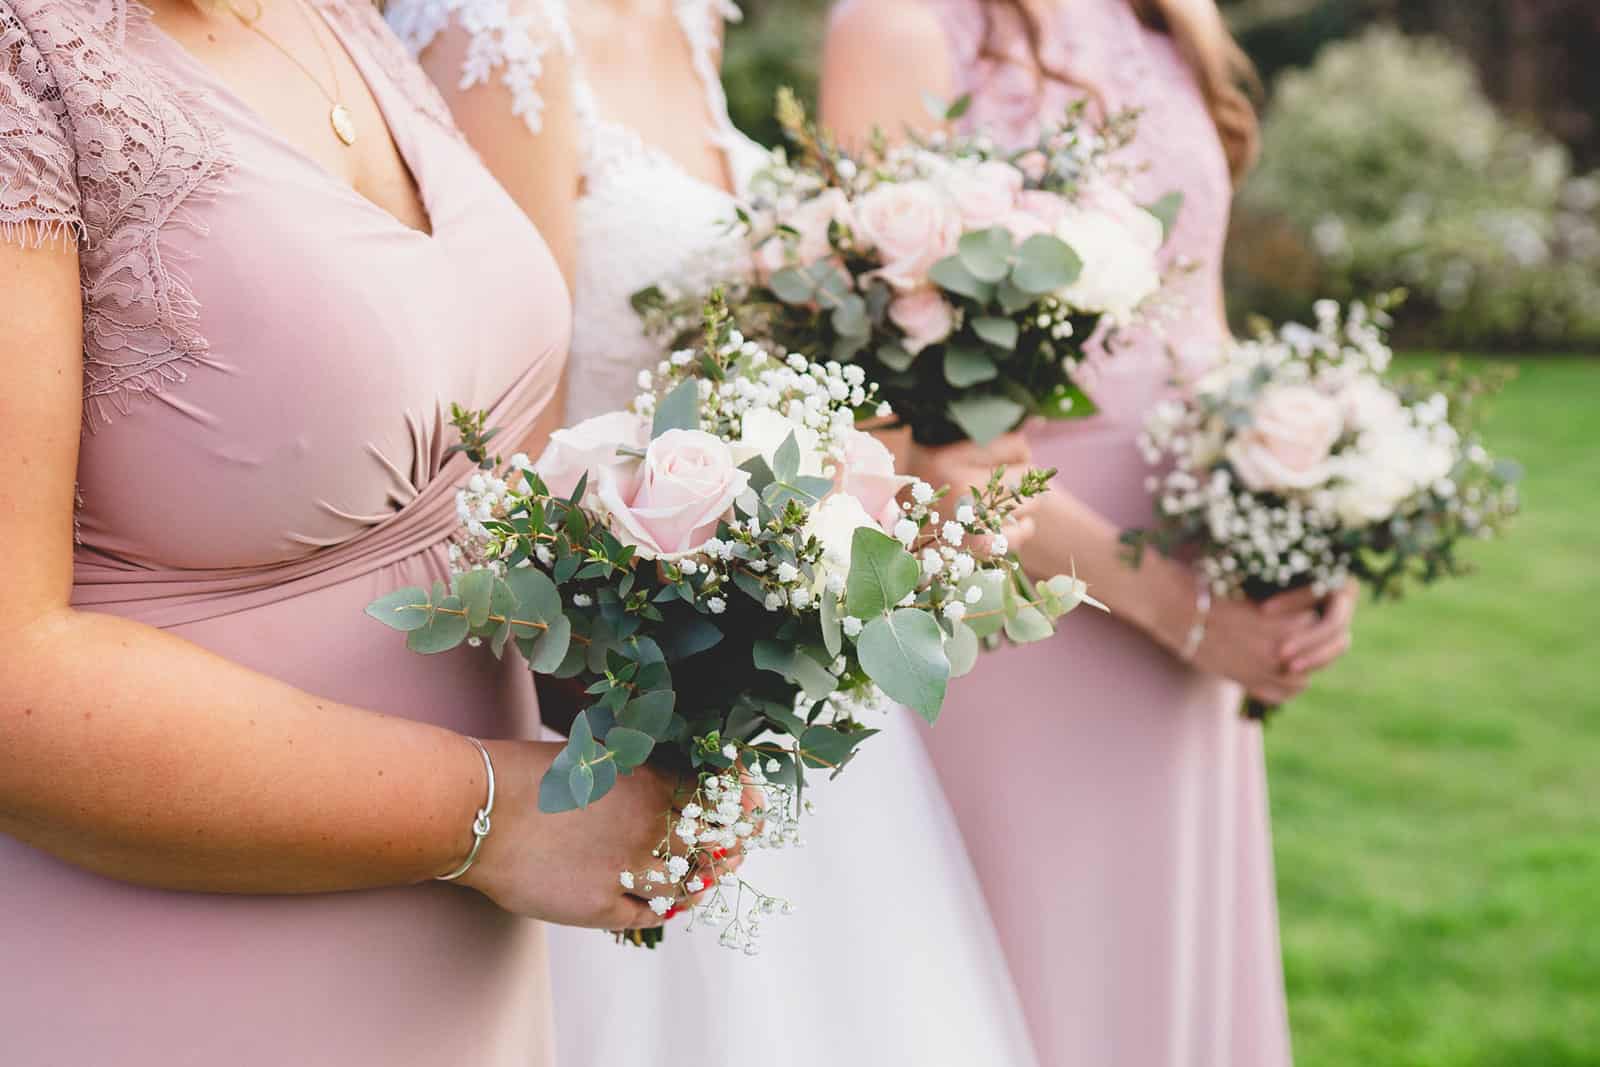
[947,394,1027,445]
[406,597,470,654]
[845,527,921,619]
[525,613,572,673]
[858,609,951,723]
[946,620,980,678]
[1011,234,1083,295]
[957,227,1015,284]
[943,346,999,388]
[366,587,431,632]
[605,727,656,770]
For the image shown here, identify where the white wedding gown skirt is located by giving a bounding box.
[548,705,1040,1067]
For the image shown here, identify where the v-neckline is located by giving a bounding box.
[572,1,741,202]
[147,0,438,240]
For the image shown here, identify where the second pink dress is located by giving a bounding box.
[915,2,1295,1065]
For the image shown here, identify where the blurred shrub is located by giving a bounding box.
[1230,26,1600,351]
[725,1,828,147]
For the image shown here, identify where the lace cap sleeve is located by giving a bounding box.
[385,0,573,135]
[0,3,83,246]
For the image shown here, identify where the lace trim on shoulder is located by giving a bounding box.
[315,0,464,139]
[385,0,571,135]
[0,3,86,246]
[11,0,237,432]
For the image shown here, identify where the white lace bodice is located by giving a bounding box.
[387,0,767,421]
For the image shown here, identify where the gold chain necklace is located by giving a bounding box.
[224,0,358,146]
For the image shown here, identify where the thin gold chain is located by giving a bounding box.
[225,0,345,110]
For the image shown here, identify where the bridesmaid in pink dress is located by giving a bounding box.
[0,2,684,1063]
[823,2,1359,1064]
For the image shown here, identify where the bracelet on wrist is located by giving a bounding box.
[437,736,495,883]
[1180,577,1212,662]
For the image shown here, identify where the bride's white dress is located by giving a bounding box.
[388,2,1039,1063]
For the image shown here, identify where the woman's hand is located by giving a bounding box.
[464,741,688,930]
[1171,584,1357,705]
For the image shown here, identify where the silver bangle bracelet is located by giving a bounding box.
[1180,579,1213,662]
[437,736,495,883]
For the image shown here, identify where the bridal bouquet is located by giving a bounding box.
[368,299,1095,949]
[1125,298,1520,718]
[635,91,1180,445]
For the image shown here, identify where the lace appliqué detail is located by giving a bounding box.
[0,9,84,246]
[3,1,237,432]
[385,0,571,135]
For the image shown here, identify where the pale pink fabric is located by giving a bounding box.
[1,1,568,1063]
[912,1,1294,1065]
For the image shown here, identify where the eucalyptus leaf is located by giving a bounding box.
[769,267,815,305]
[1003,603,1055,644]
[1041,381,1099,420]
[505,566,561,626]
[972,316,1020,351]
[1011,234,1083,295]
[877,343,917,372]
[568,761,595,808]
[798,724,876,772]
[753,641,840,702]
[537,744,580,813]
[406,597,470,654]
[857,609,950,723]
[652,378,700,437]
[957,227,1014,284]
[605,726,655,770]
[995,277,1036,315]
[959,570,1008,639]
[948,394,1026,444]
[654,615,723,661]
[945,620,980,678]
[773,431,801,483]
[928,255,991,303]
[525,613,572,673]
[831,294,870,338]
[455,568,495,630]
[820,590,842,658]
[620,691,676,739]
[1146,191,1184,242]
[365,587,431,632]
[943,346,999,388]
[845,527,920,619]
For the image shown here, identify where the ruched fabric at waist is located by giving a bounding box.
[70,364,554,629]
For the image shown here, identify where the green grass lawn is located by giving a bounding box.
[1269,357,1600,1067]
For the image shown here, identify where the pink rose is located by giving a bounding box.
[1225,384,1344,493]
[888,287,956,354]
[832,427,916,528]
[755,189,851,280]
[941,160,1024,229]
[854,180,963,291]
[534,410,650,501]
[597,429,750,559]
[1004,190,1071,243]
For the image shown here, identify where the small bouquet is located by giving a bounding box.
[368,298,1096,950]
[1125,298,1520,719]
[635,91,1181,446]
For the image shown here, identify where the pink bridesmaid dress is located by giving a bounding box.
[916,2,1295,1065]
[0,1,568,1063]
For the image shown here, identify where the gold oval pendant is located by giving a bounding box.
[330,103,357,147]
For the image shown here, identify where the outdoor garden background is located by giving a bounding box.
[722,2,1600,1063]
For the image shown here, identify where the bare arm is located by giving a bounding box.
[0,234,667,927]
[819,0,955,148]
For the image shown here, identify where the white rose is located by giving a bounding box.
[1339,375,1406,433]
[734,408,826,477]
[1051,182,1164,323]
[1225,384,1344,493]
[803,492,882,572]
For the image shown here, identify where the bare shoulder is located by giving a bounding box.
[825,0,951,59]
